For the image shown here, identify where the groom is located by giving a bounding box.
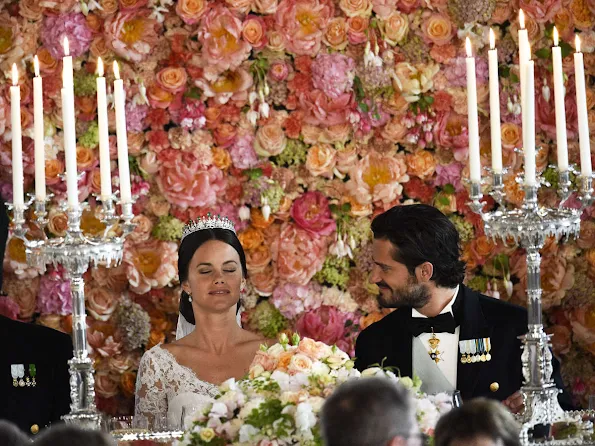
[355,204,570,412]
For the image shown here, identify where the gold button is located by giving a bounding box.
[30,424,39,435]
[490,382,499,392]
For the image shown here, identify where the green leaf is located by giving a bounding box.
[499,65,511,78]
[560,41,573,58]
[358,101,369,113]
[535,48,550,59]
[353,76,365,102]
[184,87,202,100]
[443,184,456,194]
[510,73,519,83]
[341,202,352,212]
[244,168,263,180]
[424,95,434,105]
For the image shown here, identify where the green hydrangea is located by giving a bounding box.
[78,122,99,149]
[250,301,287,339]
[262,181,284,213]
[344,217,372,249]
[152,215,185,242]
[449,215,474,243]
[466,275,488,293]
[272,139,307,167]
[313,255,351,290]
[73,71,97,96]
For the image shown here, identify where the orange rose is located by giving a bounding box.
[504,176,525,207]
[406,151,436,180]
[77,146,96,170]
[306,144,337,178]
[360,312,386,329]
[242,16,267,48]
[473,236,494,257]
[77,96,97,117]
[98,0,119,16]
[422,14,453,46]
[339,0,373,17]
[569,0,595,30]
[246,244,272,272]
[250,207,274,229]
[347,16,369,44]
[147,84,174,109]
[277,351,294,370]
[36,48,58,74]
[48,209,68,237]
[147,329,165,349]
[176,0,208,24]
[120,371,137,398]
[90,37,112,62]
[323,17,348,50]
[501,122,522,149]
[45,158,64,185]
[212,147,232,170]
[86,13,104,33]
[254,123,287,157]
[19,0,43,20]
[156,67,188,94]
[238,227,265,251]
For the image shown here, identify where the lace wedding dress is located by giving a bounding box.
[134,344,219,429]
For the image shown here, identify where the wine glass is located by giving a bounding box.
[452,390,463,408]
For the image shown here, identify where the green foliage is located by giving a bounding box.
[251,301,288,339]
[78,122,99,149]
[73,71,97,96]
[152,215,185,241]
[313,255,351,289]
[273,139,308,167]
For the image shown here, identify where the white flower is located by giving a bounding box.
[220,378,238,392]
[267,343,286,358]
[239,206,251,221]
[295,402,316,432]
[361,367,384,377]
[311,361,331,376]
[271,370,290,391]
[209,402,229,419]
[239,424,261,443]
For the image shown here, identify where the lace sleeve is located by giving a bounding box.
[135,348,167,426]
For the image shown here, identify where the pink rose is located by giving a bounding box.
[176,0,208,24]
[269,61,291,82]
[290,191,337,236]
[275,0,334,56]
[95,370,120,398]
[156,67,188,94]
[271,223,328,285]
[86,287,120,322]
[433,110,469,152]
[396,0,420,13]
[296,306,356,355]
[3,275,40,320]
[157,152,227,209]
[347,16,369,44]
[242,15,268,50]
[298,90,353,127]
[421,13,453,46]
[254,123,287,157]
[198,6,251,75]
[372,0,397,18]
[0,296,20,320]
[520,0,562,22]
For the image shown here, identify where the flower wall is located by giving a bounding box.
[0,0,595,415]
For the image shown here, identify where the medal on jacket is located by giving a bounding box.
[11,364,25,387]
[459,340,469,364]
[29,364,37,387]
[427,328,443,364]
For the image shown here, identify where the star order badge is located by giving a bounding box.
[427,329,443,364]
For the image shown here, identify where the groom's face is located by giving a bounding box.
[370,238,431,309]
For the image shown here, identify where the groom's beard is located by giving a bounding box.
[376,275,431,309]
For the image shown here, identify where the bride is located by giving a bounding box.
[134,215,269,428]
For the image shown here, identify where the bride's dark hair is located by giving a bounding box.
[178,228,248,324]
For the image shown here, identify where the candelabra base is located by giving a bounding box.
[62,412,103,431]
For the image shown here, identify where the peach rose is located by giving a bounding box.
[212,147,232,170]
[95,371,119,398]
[251,351,277,372]
[156,67,188,94]
[124,240,178,294]
[48,208,69,237]
[406,150,436,180]
[86,287,119,321]
[306,144,337,178]
[381,115,408,142]
[76,146,96,171]
[501,122,522,149]
[19,0,43,20]
[129,215,154,243]
[339,0,373,17]
[3,275,40,320]
[379,11,409,45]
[90,37,111,62]
[99,0,119,15]
[288,353,313,374]
[109,353,137,374]
[246,244,272,272]
[490,0,513,23]
[238,227,265,251]
[347,16,369,44]
[323,124,351,144]
[36,48,58,74]
[421,14,453,46]
[249,265,278,296]
[393,62,439,102]
[147,84,174,109]
[578,220,595,249]
[298,337,333,359]
[323,17,348,50]
[176,0,208,24]
[254,123,287,157]
[267,31,286,52]
[253,0,278,14]
[242,15,267,49]
[91,264,130,293]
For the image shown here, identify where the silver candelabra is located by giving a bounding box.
[6,194,135,429]
[469,168,594,444]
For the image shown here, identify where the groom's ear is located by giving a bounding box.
[415,262,434,283]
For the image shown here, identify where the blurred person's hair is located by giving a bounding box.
[33,424,115,446]
[0,420,29,446]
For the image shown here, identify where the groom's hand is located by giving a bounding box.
[502,391,524,414]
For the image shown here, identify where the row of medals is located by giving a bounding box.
[461,351,491,363]
[13,376,36,387]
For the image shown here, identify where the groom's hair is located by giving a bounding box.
[321,377,416,446]
[371,204,465,288]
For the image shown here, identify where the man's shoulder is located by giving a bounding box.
[358,309,403,340]
[466,287,528,326]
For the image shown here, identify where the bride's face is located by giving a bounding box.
[183,240,244,313]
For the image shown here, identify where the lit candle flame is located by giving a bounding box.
[553,27,559,47]
[97,57,104,77]
[63,36,70,56]
[34,56,40,77]
[489,28,495,50]
[519,9,525,29]
[11,63,18,87]
[113,61,120,80]
[576,34,581,53]
[466,37,472,58]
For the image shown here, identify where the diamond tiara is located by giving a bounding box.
[182,213,236,241]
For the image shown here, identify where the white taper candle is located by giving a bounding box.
[488,29,503,174]
[113,61,131,203]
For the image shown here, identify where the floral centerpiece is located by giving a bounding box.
[178,334,453,445]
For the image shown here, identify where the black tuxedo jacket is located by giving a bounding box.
[355,285,570,405]
[0,315,73,435]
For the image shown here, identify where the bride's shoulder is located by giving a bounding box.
[241,330,275,349]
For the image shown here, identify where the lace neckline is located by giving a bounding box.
[156,344,219,391]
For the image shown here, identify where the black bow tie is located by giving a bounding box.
[409,312,457,337]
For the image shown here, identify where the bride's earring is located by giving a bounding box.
[188,294,192,303]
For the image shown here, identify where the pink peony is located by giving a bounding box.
[271,223,328,285]
[536,77,578,140]
[298,90,354,127]
[275,0,335,56]
[520,0,562,22]
[311,53,356,99]
[434,163,464,191]
[123,240,178,294]
[37,273,72,316]
[104,10,159,63]
[271,282,322,319]
[195,67,254,105]
[346,151,409,206]
[0,296,20,320]
[157,151,227,209]
[295,305,357,355]
[41,12,93,59]
[433,111,469,159]
[126,103,148,133]
[198,6,252,75]
[290,191,337,236]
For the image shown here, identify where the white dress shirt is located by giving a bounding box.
[412,285,460,388]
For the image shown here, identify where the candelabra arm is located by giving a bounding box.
[467,181,485,215]
[557,170,572,209]
[578,175,593,211]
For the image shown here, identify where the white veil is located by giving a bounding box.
[175,307,244,340]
